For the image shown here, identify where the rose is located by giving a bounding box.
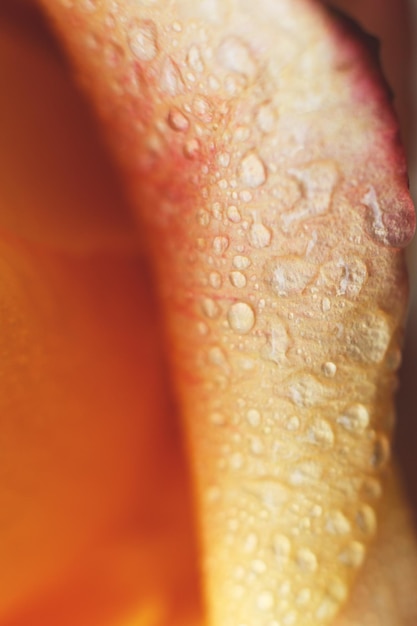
[0,0,414,619]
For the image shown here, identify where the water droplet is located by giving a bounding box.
[289,461,322,486]
[308,419,334,447]
[325,511,351,535]
[209,271,222,289]
[227,205,241,223]
[257,590,275,611]
[296,547,317,572]
[283,611,297,626]
[213,236,229,255]
[296,588,312,606]
[337,404,369,433]
[248,222,272,248]
[187,45,204,72]
[240,533,258,556]
[230,271,247,288]
[160,57,184,95]
[197,210,210,227]
[246,409,261,427]
[233,255,251,270]
[361,477,382,500]
[239,152,267,188]
[316,578,347,620]
[184,138,200,159]
[201,297,221,319]
[321,297,331,313]
[256,101,276,133]
[356,504,377,536]
[205,485,221,502]
[193,96,213,123]
[250,436,264,455]
[217,152,231,168]
[209,411,226,426]
[217,36,257,77]
[272,533,291,564]
[288,375,327,408]
[322,361,337,377]
[338,541,365,568]
[128,19,158,61]
[208,346,229,370]
[285,416,300,431]
[347,311,391,364]
[167,107,189,132]
[370,432,390,469]
[230,452,244,470]
[228,302,255,334]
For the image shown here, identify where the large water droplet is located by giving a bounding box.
[308,419,334,448]
[217,36,257,77]
[338,541,365,568]
[187,45,205,72]
[201,297,221,319]
[233,255,251,269]
[230,271,247,288]
[257,590,275,611]
[227,205,241,223]
[337,404,369,433]
[356,504,377,536]
[213,235,229,255]
[160,57,184,95]
[128,19,158,61]
[370,432,390,469]
[296,547,318,572]
[227,302,255,333]
[239,152,267,188]
[322,361,337,378]
[325,511,351,535]
[347,311,391,364]
[272,533,291,565]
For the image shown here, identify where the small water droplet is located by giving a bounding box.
[257,590,275,611]
[289,461,322,486]
[272,533,291,564]
[338,541,365,568]
[217,151,231,168]
[227,205,241,223]
[361,477,382,500]
[197,209,210,227]
[356,504,377,536]
[209,411,226,426]
[209,271,222,289]
[228,302,255,334]
[250,436,264,455]
[128,19,158,61]
[230,271,247,288]
[239,152,267,188]
[268,257,315,297]
[160,57,184,95]
[296,588,312,606]
[217,36,257,77]
[296,547,317,572]
[246,409,261,427]
[208,346,229,370]
[325,511,351,535]
[348,311,391,364]
[213,235,229,255]
[370,432,390,469]
[285,416,300,431]
[167,107,189,132]
[321,297,331,313]
[248,222,272,248]
[308,419,334,447]
[288,374,326,408]
[193,96,213,123]
[230,452,244,470]
[337,404,369,433]
[187,45,204,72]
[322,361,337,377]
[256,101,276,133]
[201,297,221,319]
[233,255,251,270]
[184,138,200,159]
[244,532,258,553]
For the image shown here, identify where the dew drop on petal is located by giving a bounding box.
[337,404,369,433]
[233,255,251,269]
[167,107,189,132]
[227,302,256,333]
[217,36,257,77]
[239,152,267,188]
[338,541,365,568]
[128,19,158,61]
[230,271,247,288]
